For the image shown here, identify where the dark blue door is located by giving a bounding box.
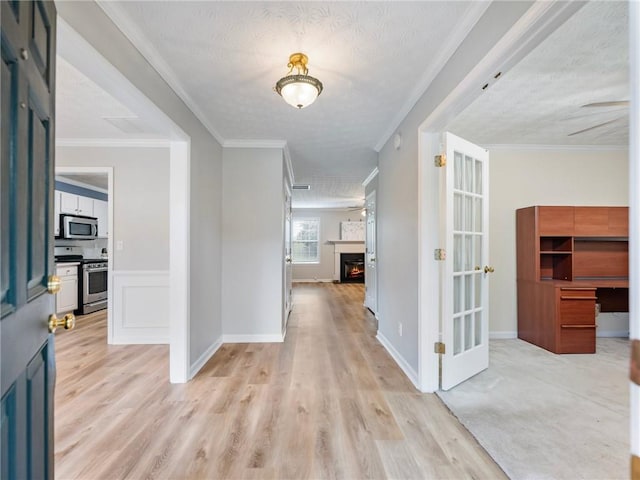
[1,1,57,478]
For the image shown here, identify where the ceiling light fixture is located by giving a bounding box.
[275,53,323,109]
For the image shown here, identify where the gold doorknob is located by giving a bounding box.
[484,266,495,274]
[47,275,61,294]
[48,313,76,333]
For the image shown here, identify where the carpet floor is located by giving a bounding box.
[437,338,629,480]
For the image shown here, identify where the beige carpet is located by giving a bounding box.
[437,338,629,480]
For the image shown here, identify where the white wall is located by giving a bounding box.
[375,2,534,381]
[292,208,363,281]
[488,147,629,337]
[221,147,284,341]
[56,146,169,271]
[57,3,224,372]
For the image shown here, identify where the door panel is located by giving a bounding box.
[1,1,57,477]
[365,191,377,314]
[441,132,489,391]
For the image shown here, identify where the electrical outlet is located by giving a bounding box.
[595,303,601,316]
[398,321,403,337]
[116,240,124,251]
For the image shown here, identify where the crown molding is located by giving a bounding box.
[223,139,286,149]
[374,1,490,152]
[362,167,379,187]
[96,1,225,146]
[56,138,171,148]
[483,143,628,152]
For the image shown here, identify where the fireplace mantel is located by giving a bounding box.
[331,241,365,281]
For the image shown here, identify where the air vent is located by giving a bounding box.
[292,184,311,190]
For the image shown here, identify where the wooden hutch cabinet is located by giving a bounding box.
[516,206,628,353]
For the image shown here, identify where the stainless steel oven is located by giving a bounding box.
[79,260,108,314]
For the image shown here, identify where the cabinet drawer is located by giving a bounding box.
[558,290,596,326]
[558,327,596,354]
[56,266,78,278]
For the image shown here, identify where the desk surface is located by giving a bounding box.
[540,278,629,289]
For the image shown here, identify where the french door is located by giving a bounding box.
[1,1,58,477]
[441,132,491,390]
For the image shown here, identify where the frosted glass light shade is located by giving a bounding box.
[275,74,323,109]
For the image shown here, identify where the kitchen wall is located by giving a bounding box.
[57,146,169,271]
[487,147,629,337]
[292,208,365,281]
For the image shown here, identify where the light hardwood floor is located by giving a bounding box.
[55,283,506,479]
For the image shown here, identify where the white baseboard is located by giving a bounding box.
[222,334,284,343]
[490,331,518,339]
[292,278,334,283]
[597,330,629,338]
[376,331,420,390]
[111,270,170,344]
[190,336,223,378]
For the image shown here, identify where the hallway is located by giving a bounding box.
[54,283,505,479]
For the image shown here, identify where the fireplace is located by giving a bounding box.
[340,253,365,283]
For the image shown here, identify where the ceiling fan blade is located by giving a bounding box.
[581,101,629,108]
[568,117,625,137]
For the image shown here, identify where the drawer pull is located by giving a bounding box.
[560,296,597,300]
[560,324,597,329]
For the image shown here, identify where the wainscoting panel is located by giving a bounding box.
[112,271,170,344]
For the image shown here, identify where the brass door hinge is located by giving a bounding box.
[434,154,446,167]
[434,249,446,261]
[434,342,446,354]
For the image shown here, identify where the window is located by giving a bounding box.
[292,218,320,264]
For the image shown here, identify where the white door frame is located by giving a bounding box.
[365,189,378,314]
[55,166,114,341]
[57,19,191,383]
[416,1,589,392]
[629,0,639,467]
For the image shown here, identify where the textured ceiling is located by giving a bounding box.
[449,1,629,146]
[56,1,630,209]
[95,1,483,207]
[56,57,164,140]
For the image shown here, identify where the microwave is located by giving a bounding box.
[59,214,98,240]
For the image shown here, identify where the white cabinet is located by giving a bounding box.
[59,191,94,216]
[56,263,79,314]
[93,199,108,238]
[55,190,109,237]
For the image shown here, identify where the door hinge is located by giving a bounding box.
[434,342,446,354]
[434,154,446,167]
[434,249,446,261]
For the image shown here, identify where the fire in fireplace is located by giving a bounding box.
[340,253,365,283]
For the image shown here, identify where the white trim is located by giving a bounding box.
[596,330,629,338]
[489,331,518,340]
[111,270,170,345]
[169,141,191,383]
[482,143,628,152]
[95,1,225,146]
[362,167,379,187]
[283,143,295,187]
[376,331,419,390]
[374,1,490,152]
[56,166,114,342]
[291,278,334,283]
[56,138,171,148]
[629,0,639,459]
[190,336,223,378]
[223,139,286,149]
[222,334,284,343]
